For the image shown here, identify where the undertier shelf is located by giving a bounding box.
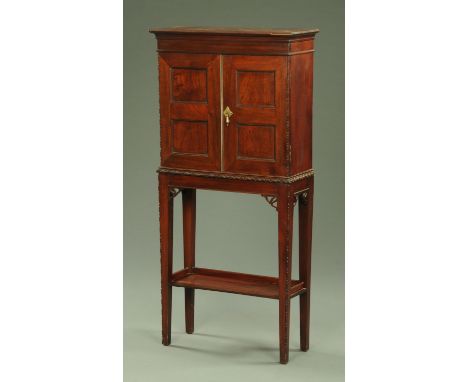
[171,267,306,299]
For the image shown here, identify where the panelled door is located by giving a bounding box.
[158,53,221,171]
[222,55,288,176]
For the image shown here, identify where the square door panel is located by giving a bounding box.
[237,71,275,107]
[172,120,208,155]
[237,124,275,160]
[171,68,207,102]
[158,53,220,171]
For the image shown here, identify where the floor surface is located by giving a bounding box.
[124,269,344,381]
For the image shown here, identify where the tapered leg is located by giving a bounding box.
[159,174,173,346]
[277,185,294,364]
[299,177,314,351]
[182,188,196,334]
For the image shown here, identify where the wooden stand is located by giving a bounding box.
[158,170,314,364]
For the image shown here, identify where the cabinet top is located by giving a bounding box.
[149,26,319,38]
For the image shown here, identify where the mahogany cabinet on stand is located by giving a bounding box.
[150,27,319,364]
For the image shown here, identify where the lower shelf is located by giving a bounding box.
[171,267,306,299]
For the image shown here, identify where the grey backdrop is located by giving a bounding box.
[124,0,344,380]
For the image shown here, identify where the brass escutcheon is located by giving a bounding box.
[223,106,233,126]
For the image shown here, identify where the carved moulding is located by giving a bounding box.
[157,167,314,184]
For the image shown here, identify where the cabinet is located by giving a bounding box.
[150,27,319,364]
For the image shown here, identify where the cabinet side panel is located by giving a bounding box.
[158,55,171,164]
[290,53,313,174]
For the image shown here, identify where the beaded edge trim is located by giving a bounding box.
[157,167,314,184]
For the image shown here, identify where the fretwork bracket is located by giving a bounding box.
[295,189,309,206]
[261,195,278,210]
[261,189,309,211]
[169,188,182,199]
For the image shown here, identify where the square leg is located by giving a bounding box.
[159,173,173,345]
[182,188,196,334]
[277,184,295,364]
[299,177,314,351]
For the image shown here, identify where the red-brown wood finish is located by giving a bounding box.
[172,267,305,299]
[277,184,295,364]
[158,53,220,171]
[299,176,314,351]
[223,55,288,175]
[290,52,314,173]
[182,189,196,334]
[152,27,318,56]
[158,173,173,346]
[151,27,318,364]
